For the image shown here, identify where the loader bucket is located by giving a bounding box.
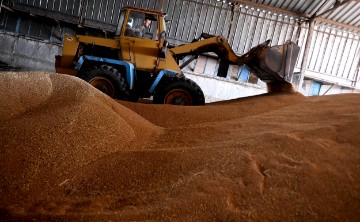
[245,41,300,84]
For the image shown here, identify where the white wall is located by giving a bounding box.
[185,72,266,103]
[181,54,268,103]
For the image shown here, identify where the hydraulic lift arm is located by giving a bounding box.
[170,33,300,84]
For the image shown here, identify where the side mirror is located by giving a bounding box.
[160,31,166,40]
[159,31,167,59]
[160,40,168,58]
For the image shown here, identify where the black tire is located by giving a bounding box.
[79,65,129,100]
[153,77,205,106]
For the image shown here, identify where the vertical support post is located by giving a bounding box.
[61,26,66,44]
[78,0,86,27]
[227,3,238,40]
[295,21,302,45]
[158,0,164,11]
[353,66,359,88]
[27,20,32,35]
[297,20,315,92]
[50,25,54,42]
[15,15,21,33]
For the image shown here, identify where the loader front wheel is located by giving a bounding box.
[79,65,129,100]
[88,76,115,96]
[153,77,205,106]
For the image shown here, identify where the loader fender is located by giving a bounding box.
[76,55,135,90]
[148,69,179,94]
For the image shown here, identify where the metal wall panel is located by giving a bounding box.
[163,0,231,43]
[250,0,360,32]
[2,0,360,87]
[10,0,159,24]
[306,24,360,82]
[0,1,307,73]
[79,0,159,24]
[228,5,299,54]
[13,0,81,16]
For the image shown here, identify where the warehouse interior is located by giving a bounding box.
[0,0,359,99]
[1,1,360,221]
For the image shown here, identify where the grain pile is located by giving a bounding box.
[1,72,359,221]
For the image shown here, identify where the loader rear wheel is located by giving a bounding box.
[79,65,129,100]
[153,77,205,106]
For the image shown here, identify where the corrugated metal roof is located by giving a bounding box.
[325,1,360,26]
[231,0,360,33]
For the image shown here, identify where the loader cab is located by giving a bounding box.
[115,7,167,71]
[125,12,157,39]
[116,9,159,40]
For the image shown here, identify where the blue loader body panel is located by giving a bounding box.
[76,55,136,90]
[148,69,178,94]
[76,55,179,93]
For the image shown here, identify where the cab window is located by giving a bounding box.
[125,11,158,40]
[115,10,126,36]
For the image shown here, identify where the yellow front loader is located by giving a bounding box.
[55,6,300,105]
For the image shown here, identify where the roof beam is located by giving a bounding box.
[230,0,360,33]
[312,0,352,19]
[310,0,333,18]
[229,0,310,18]
[315,17,360,32]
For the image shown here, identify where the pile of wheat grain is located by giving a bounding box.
[1,72,359,221]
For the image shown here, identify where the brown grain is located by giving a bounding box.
[1,72,359,221]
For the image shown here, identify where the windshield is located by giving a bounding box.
[124,10,158,40]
